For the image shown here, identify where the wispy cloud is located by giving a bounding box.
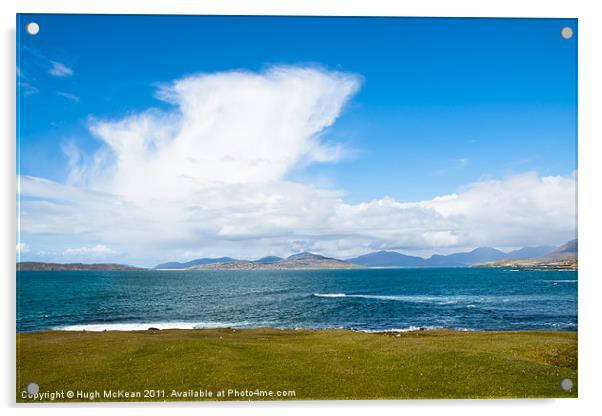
[20,46,74,80]
[18,82,39,95]
[57,91,80,103]
[17,66,29,81]
[16,243,30,254]
[63,245,115,256]
[455,158,469,168]
[49,60,73,77]
[434,158,469,175]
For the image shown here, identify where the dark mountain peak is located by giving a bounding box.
[347,250,426,267]
[554,239,577,254]
[538,239,577,260]
[287,252,329,260]
[470,247,505,255]
[202,256,237,263]
[254,256,283,264]
[426,247,507,266]
[506,245,555,260]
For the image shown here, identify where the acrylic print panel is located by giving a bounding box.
[16,14,577,402]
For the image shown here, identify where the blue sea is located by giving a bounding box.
[16,268,577,332]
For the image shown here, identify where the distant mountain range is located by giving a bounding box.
[346,245,555,268]
[473,239,577,270]
[154,255,288,269]
[153,241,574,270]
[17,240,575,271]
[184,252,359,270]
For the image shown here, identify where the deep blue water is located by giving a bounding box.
[16,268,577,332]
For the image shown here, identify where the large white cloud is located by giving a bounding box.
[84,66,360,198]
[17,66,576,265]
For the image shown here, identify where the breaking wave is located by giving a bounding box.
[55,321,258,331]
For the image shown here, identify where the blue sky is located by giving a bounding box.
[17,15,577,265]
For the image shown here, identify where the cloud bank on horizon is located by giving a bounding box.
[17,66,576,266]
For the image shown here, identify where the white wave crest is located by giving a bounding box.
[55,321,254,331]
[313,293,347,298]
[313,293,463,305]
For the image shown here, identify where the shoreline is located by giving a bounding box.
[20,327,578,336]
[17,323,579,334]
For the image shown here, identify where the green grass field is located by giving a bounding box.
[17,329,577,402]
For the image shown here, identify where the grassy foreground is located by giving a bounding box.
[17,328,577,402]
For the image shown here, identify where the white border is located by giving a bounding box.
[2,1,601,415]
